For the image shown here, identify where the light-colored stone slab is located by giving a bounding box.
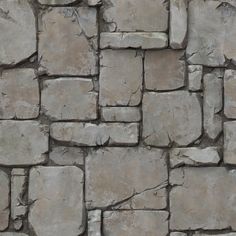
[42,78,97,120]
[99,50,142,106]
[103,211,169,236]
[88,210,102,236]
[170,167,236,230]
[50,123,139,146]
[171,233,187,236]
[145,50,185,91]
[0,69,39,119]
[87,0,101,6]
[170,147,221,168]
[0,233,28,236]
[86,148,167,209]
[0,121,48,166]
[0,0,36,65]
[143,91,202,147]
[188,65,203,91]
[29,166,85,236]
[38,0,77,4]
[100,32,168,49]
[39,7,97,75]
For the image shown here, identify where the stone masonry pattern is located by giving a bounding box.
[1,0,236,235]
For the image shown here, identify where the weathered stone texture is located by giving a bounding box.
[38,0,77,4]
[88,210,102,236]
[29,166,85,236]
[145,50,185,91]
[188,65,203,91]
[143,91,202,147]
[42,78,97,120]
[0,234,28,236]
[99,50,142,106]
[86,148,167,209]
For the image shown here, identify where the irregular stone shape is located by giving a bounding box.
[29,166,85,236]
[187,0,236,66]
[0,0,36,65]
[0,69,39,119]
[99,50,142,106]
[86,148,167,209]
[38,0,77,4]
[87,0,101,6]
[0,170,9,231]
[203,72,223,139]
[50,123,139,146]
[42,78,97,120]
[188,65,203,91]
[0,121,48,166]
[50,147,84,166]
[224,70,236,118]
[170,167,236,230]
[171,233,187,236]
[170,0,187,49]
[100,32,168,49]
[103,211,169,236]
[170,147,221,168]
[88,210,102,236]
[102,0,168,32]
[101,107,141,122]
[143,91,202,147]
[145,50,185,91]
[38,7,97,75]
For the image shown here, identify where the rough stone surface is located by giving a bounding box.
[170,147,221,168]
[87,0,101,6]
[29,166,85,236]
[101,107,141,122]
[171,233,187,236]
[188,65,203,91]
[170,167,236,230]
[145,50,185,91]
[103,211,169,236]
[100,32,168,49]
[38,0,77,4]
[0,0,36,65]
[38,7,97,75]
[143,91,202,147]
[50,122,139,146]
[0,121,48,166]
[0,69,39,119]
[102,0,168,32]
[99,50,142,106]
[170,0,187,49]
[42,78,97,120]
[0,234,28,236]
[88,210,102,236]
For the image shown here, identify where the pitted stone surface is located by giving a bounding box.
[88,210,102,236]
[188,65,203,91]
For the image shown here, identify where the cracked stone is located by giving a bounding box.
[188,65,203,91]
[169,147,221,168]
[86,148,167,209]
[170,167,236,230]
[100,32,168,49]
[187,0,236,66]
[102,0,168,32]
[88,210,102,236]
[0,121,48,166]
[145,50,185,91]
[99,50,142,106]
[143,91,202,147]
[0,0,36,65]
[50,123,139,146]
[0,69,39,119]
[38,7,97,75]
[103,211,169,236]
[224,70,236,118]
[41,78,97,120]
[203,72,223,139]
[29,166,85,236]
[38,0,78,4]
[170,0,188,49]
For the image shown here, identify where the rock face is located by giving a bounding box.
[38,0,78,4]
[188,65,203,91]
[42,78,97,120]
[170,167,236,230]
[99,50,142,106]
[88,210,102,236]
[145,50,185,91]
[38,7,97,75]
[102,0,168,32]
[187,0,236,66]
[86,148,167,209]
[0,121,48,166]
[143,91,202,147]
[103,211,169,236]
[0,0,36,65]
[0,69,39,119]
[0,234,28,236]
[29,166,85,236]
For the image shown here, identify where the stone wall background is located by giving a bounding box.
[0,0,236,235]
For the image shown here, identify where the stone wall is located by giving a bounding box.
[0,0,236,235]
